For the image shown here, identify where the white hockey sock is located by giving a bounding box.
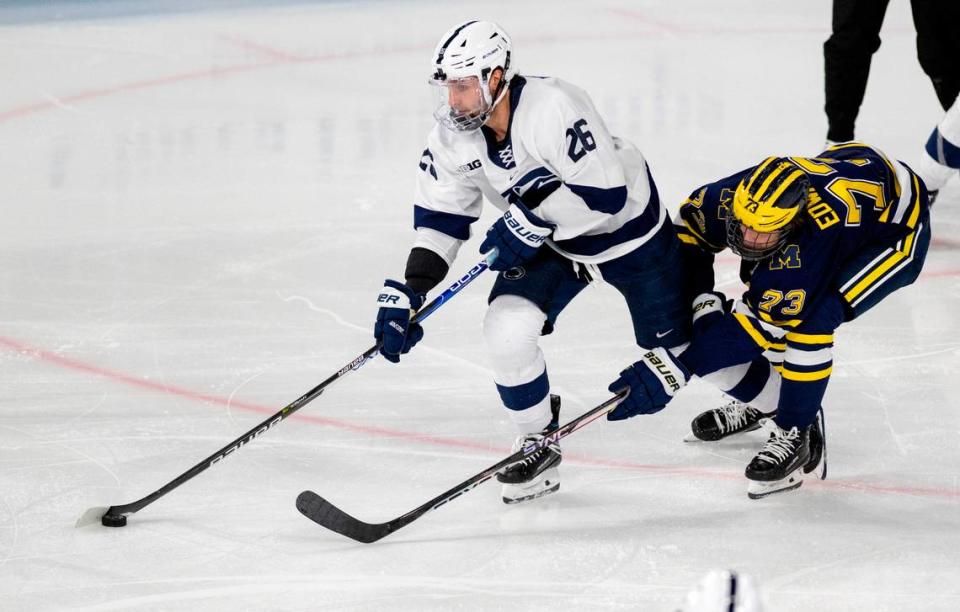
[920,97,960,191]
[702,362,781,414]
[484,295,552,434]
[508,395,553,434]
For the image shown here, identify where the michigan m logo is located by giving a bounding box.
[769,244,801,270]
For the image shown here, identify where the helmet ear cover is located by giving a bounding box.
[482,63,510,107]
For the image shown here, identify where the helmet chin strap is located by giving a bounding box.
[478,73,509,127]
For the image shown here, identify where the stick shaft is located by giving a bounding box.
[103,255,494,519]
[297,389,629,542]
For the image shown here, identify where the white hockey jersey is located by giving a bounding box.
[412,75,666,266]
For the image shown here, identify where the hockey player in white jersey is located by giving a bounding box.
[372,20,691,503]
[918,97,960,203]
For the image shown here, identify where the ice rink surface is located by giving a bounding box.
[2,0,959,609]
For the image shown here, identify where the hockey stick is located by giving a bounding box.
[76,252,497,528]
[295,388,629,543]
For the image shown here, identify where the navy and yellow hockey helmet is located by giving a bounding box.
[727,156,811,259]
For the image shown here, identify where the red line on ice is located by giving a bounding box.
[0,24,859,126]
[217,35,305,62]
[0,44,424,125]
[931,237,960,250]
[2,334,958,501]
[0,335,497,453]
[924,268,960,278]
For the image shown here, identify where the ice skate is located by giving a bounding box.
[746,418,817,499]
[498,394,561,504]
[684,399,774,442]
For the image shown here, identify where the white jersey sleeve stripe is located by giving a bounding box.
[413,204,477,240]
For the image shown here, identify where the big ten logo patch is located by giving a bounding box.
[457,159,482,174]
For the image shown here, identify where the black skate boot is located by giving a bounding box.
[685,400,775,442]
[745,419,813,499]
[498,394,561,505]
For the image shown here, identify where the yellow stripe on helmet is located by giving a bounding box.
[754,161,791,201]
[744,156,778,194]
[766,168,807,206]
[733,158,808,232]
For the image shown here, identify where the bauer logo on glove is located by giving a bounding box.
[374,279,425,363]
[644,350,683,393]
[692,296,720,318]
[480,203,555,272]
[607,347,691,420]
[503,209,548,246]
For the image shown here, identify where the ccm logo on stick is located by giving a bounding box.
[209,416,283,466]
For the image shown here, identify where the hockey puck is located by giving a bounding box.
[101,513,127,527]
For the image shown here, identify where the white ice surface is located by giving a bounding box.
[1,1,959,610]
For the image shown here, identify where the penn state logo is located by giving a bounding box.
[503,266,525,280]
[497,144,516,168]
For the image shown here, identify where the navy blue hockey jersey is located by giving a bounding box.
[675,143,929,419]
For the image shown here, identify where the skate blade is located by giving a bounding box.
[804,416,828,480]
[747,473,804,500]
[502,468,559,505]
[803,454,828,480]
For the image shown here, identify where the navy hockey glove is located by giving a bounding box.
[374,279,425,363]
[607,347,691,420]
[479,203,555,272]
[691,291,730,337]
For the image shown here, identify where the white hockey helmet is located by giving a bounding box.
[429,20,515,133]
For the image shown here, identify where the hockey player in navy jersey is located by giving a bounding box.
[373,20,690,503]
[606,143,931,498]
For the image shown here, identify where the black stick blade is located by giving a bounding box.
[296,491,393,544]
